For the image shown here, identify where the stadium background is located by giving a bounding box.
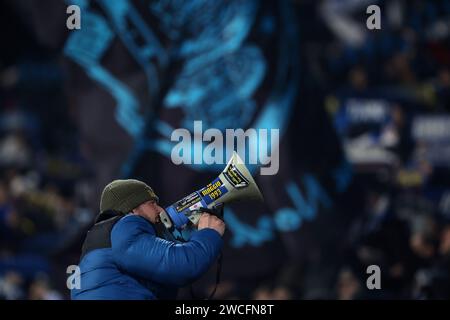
[0,0,449,300]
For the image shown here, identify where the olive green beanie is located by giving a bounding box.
[99,179,159,214]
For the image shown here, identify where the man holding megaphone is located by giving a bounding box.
[71,152,262,300]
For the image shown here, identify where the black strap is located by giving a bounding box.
[190,252,223,300]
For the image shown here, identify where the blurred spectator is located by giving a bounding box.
[28,274,63,300]
[0,271,25,300]
[336,267,362,300]
[0,131,32,169]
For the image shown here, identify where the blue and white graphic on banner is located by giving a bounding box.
[63,0,353,248]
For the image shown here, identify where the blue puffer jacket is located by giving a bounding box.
[71,214,223,300]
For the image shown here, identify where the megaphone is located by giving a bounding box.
[159,151,263,240]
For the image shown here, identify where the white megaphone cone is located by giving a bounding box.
[214,151,264,204]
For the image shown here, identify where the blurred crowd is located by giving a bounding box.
[0,13,95,297]
[321,0,450,300]
[0,86,95,298]
[1,0,450,300]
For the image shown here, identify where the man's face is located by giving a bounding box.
[133,200,163,224]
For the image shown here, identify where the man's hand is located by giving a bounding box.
[198,213,226,236]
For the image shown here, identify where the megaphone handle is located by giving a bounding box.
[213,203,224,220]
[198,203,224,220]
[190,251,223,300]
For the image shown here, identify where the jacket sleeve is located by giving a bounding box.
[110,215,223,287]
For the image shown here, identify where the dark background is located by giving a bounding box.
[0,0,449,300]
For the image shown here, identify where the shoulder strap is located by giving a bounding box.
[190,252,223,300]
